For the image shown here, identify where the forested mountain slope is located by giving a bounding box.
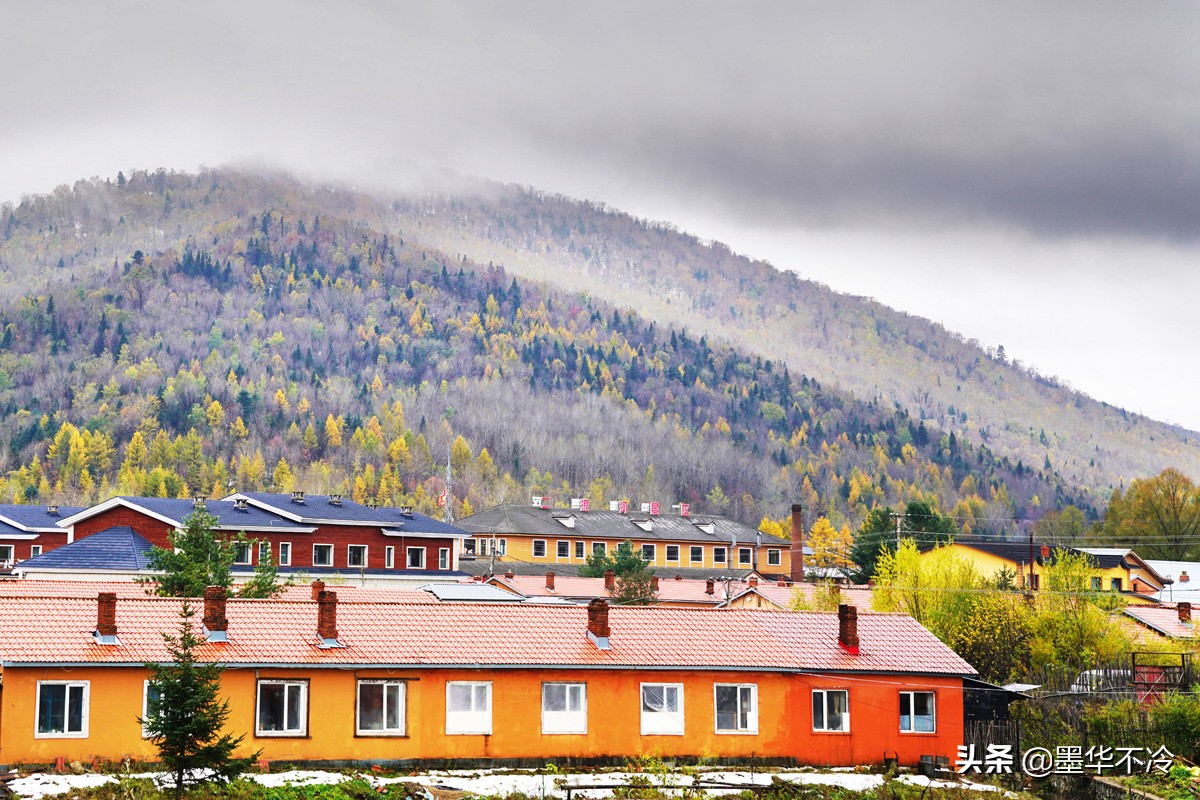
[396,188,1200,501]
[0,169,1163,533]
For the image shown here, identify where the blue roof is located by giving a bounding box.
[233,492,468,536]
[19,527,156,571]
[116,497,310,531]
[0,504,83,530]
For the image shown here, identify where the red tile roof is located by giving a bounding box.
[729,582,874,610]
[0,595,975,676]
[0,579,431,603]
[485,574,725,604]
[1124,606,1199,639]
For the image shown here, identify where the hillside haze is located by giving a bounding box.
[0,169,1190,537]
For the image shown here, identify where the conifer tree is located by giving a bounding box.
[143,602,257,796]
[145,511,282,598]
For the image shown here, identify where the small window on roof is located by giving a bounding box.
[694,522,716,534]
[554,515,576,529]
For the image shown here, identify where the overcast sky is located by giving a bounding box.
[3,2,1199,430]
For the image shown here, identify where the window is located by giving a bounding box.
[36,681,88,737]
[357,680,406,735]
[1091,576,1101,590]
[641,544,656,562]
[312,544,333,567]
[277,542,291,566]
[557,540,570,559]
[767,549,781,566]
[385,546,395,569]
[715,684,757,733]
[640,683,684,735]
[812,689,849,732]
[899,691,935,733]
[575,541,585,559]
[690,546,703,563]
[256,679,307,736]
[347,545,367,568]
[439,548,450,570]
[592,542,607,557]
[1028,573,1040,590]
[258,542,272,563]
[233,541,252,565]
[666,545,680,563]
[738,547,752,565]
[446,681,491,734]
[1111,577,1123,591]
[532,540,547,558]
[142,680,162,738]
[0,544,13,564]
[713,547,727,564]
[542,682,587,734]
[497,538,507,556]
[29,545,42,558]
[407,547,426,569]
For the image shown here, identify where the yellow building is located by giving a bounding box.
[457,502,793,576]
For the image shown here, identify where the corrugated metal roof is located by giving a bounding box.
[0,595,976,676]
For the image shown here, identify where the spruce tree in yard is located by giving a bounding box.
[143,602,257,796]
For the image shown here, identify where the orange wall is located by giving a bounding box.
[481,534,791,573]
[0,665,961,768]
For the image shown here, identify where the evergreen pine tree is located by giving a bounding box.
[143,602,257,796]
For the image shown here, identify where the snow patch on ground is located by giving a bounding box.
[7,767,1005,800]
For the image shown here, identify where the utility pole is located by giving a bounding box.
[444,443,453,524]
[891,511,902,548]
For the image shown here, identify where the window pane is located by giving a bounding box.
[914,693,934,732]
[259,683,285,730]
[285,684,302,730]
[545,684,567,712]
[39,684,66,733]
[642,685,664,712]
[359,683,384,730]
[739,687,753,729]
[575,542,584,558]
[900,693,912,730]
[67,685,84,733]
[448,684,473,712]
[557,541,569,558]
[473,684,487,710]
[715,685,737,730]
[828,691,847,730]
[664,686,679,712]
[812,692,825,730]
[385,684,402,730]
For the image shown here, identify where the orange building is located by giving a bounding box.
[0,590,974,769]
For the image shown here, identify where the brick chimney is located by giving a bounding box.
[586,598,610,649]
[604,570,616,592]
[790,503,805,583]
[651,576,660,592]
[749,576,759,588]
[546,571,555,591]
[202,586,228,638]
[96,592,117,637]
[311,580,325,600]
[705,578,715,595]
[1039,545,1051,560]
[505,569,514,580]
[1181,571,1190,583]
[1179,602,1192,624]
[837,604,860,655]
[317,590,338,641]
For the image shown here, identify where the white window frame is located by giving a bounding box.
[356,679,407,736]
[640,543,656,563]
[592,542,607,557]
[714,683,758,734]
[255,679,308,737]
[312,543,333,567]
[35,680,89,738]
[497,538,507,556]
[899,691,936,733]
[690,545,704,563]
[532,539,547,558]
[232,541,252,565]
[556,540,570,560]
[0,544,14,565]
[29,545,42,558]
[767,548,781,566]
[439,547,450,570]
[812,688,849,732]
[446,681,492,734]
[738,547,752,565]
[407,546,426,569]
[665,545,680,563]
[385,546,395,569]
[542,682,587,735]
[713,547,727,564]
[347,544,368,568]
[258,541,272,564]
[574,541,585,559]
[277,541,291,566]
[640,682,684,736]
[142,680,161,738]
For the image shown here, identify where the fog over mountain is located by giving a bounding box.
[3,1,1198,433]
